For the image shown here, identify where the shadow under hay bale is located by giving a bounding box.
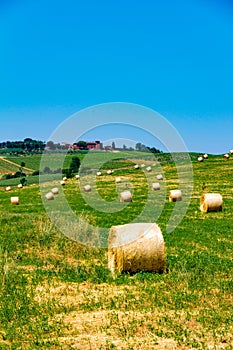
[200,193,222,212]
[108,223,165,274]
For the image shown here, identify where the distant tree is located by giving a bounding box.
[46,141,56,150]
[112,141,116,150]
[20,161,25,167]
[135,143,142,151]
[69,157,80,175]
[20,177,27,186]
[43,166,51,174]
[76,141,87,150]
[123,144,127,150]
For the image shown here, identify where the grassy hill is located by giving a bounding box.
[0,152,232,349]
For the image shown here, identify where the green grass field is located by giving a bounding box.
[0,152,232,349]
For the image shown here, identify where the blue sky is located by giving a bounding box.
[0,0,233,153]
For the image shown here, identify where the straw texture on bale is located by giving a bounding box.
[134,164,139,169]
[146,166,152,172]
[203,154,208,159]
[169,190,182,202]
[6,186,11,191]
[96,171,102,176]
[224,154,229,159]
[60,180,65,186]
[198,156,203,162]
[200,193,222,212]
[17,184,23,189]
[11,196,19,205]
[115,177,121,183]
[120,190,132,202]
[51,187,59,195]
[84,185,91,192]
[108,223,165,274]
[45,192,54,200]
[156,174,163,181]
[152,182,160,191]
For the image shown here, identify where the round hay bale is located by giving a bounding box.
[115,177,121,184]
[203,154,208,159]
[141,164,145,168]
[198,156,203,162]
[96,171,102,176]
[6,186,11,191]
[17,184,23,189]
[63,176,67,181]
[200,193,222,212]
[152,182,160,191]
[120,190,132,202]
[156,174,163,181]
[146,166,152,172]
[134,164,139,169]
[224,154,229,159]
[108,223,165,274]
[60,180,66,186]
[107,170,112,175]
[11,196,19,205]
[169,189,182,202]
[84,184,91,192]
[75,174,80,179]
[230,150,233,155]
[51,187,59,195]
[45,192,54,200]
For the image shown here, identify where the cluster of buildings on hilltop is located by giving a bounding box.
[72,140,102,150]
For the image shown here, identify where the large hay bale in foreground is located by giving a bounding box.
[11,196,19,205]
[200,193,222,212]
[169,190,182,202]
[108,223,165,274]
[120,190,132,202]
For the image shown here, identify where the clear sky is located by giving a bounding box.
[0,0,233,153]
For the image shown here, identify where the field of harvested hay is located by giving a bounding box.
[0,152,232,349]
